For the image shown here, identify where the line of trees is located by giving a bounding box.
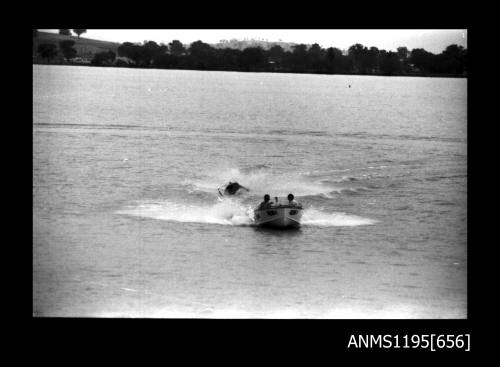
[33,30,467,77]
[36,40,79,63]
[113,40,467,76]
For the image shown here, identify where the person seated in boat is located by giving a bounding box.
[224,181,250,195]
[287,193,299,206]
[258,194,273,209]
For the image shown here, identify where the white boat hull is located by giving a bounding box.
[254,206,303,228]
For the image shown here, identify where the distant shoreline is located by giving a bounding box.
[33,31,467,79]
[32,61,467,79]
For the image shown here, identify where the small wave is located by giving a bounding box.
[246,164,272,170]
[34,122,148,130]
[341,176,357,182]
[322,176,359,183]
[266,129,329,137]
[339,188,359,195]
[319,192,338,199]
[304,165,396,178]
[337,131,465,143]
[432,200,456,206]
[425,174,467,182]
[338,187,370,195]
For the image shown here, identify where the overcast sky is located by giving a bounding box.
[40,29,467,53]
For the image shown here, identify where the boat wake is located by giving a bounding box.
[301,209,377,227]
[117,200,377,227]
[118,200,255,226]
[186,166,343,198]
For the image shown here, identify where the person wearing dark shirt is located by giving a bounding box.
[223,181,249,195]
[258,194,273,209]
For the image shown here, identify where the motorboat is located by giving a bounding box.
[254,198,303,228]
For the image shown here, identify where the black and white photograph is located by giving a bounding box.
[32,29,467,319]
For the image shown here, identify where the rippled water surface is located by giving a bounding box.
[33,65,467,318]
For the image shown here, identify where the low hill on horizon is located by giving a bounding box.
[34,31,310,59]
[33,31,120,61]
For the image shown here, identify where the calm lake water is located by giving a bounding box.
[33,65,467,318]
